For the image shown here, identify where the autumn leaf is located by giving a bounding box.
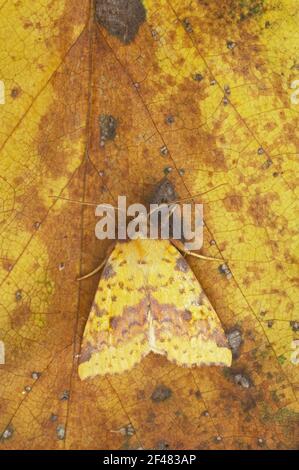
[0,0,298,450]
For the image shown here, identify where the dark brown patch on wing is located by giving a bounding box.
[110,316,119,329]
[102,263,116,279]
[150,297,229,348]
[79,342,97,365]
[175,256,189,273]
[151,384,172,402]
[92,302,107,317]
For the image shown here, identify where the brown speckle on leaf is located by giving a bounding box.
[102,263,116,279]
[165,114,175,125]
[261,159,273,169]
[118,423,135,436]
[182,18,193,33]
[99,114,117,146]
[31,371,41,380]
[193,73,204,81]
[151,384,172,402]
[163,166,172,175]
[1,425,14,440]
[11,87,21,98]
[58,262,65,271]
[226,40,236,49]
[218,263,232,279]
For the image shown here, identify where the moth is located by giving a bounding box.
[77,179,232,379]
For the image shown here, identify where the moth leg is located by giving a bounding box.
[170,238,223,262]
[77,245,114,281]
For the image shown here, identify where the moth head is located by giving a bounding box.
[149,178,178,205]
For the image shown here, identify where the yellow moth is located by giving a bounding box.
[76,179,232,379]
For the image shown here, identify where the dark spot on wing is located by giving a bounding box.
[175,257,189,273]
[110,316,120,329]
[102,263,116,279]
[92,302,107,317]
[79,342,97,364]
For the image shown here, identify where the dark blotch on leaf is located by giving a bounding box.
[1,425,14,440]
[193,73,203,81]
[151,384,172,402]
[290,321,299,332]
[226,328,242,357]
[156,440,170,450]
[165,114,174,125]
[95,0,146,44]
[182,18,193,33]
[225,366,252,389]
[56,424,65,440]
[119,423,135,436]
[234,373,251,389]
[15,290,22,301]
[226,40,236,49]
[59,390,70,401]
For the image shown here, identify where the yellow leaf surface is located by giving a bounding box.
[0,0,298,449]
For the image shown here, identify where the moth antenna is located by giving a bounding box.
[171,183,227,204]
[146,183,227,220]
[49,195,124,213]
[171,238,224,262]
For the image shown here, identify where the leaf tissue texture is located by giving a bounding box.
[0,0,298,450]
